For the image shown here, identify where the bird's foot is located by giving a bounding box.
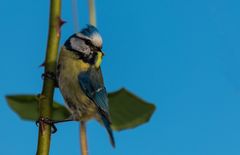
[41,71,59,87]
[36,117,57,134]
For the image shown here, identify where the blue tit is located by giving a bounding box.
[57,25,115,147]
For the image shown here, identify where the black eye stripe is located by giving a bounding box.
[85,39,92,46]
[74,35,101,51]
[74,35,92,45]
[84,39,101,51]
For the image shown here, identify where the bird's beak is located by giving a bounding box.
[99,50,105,56]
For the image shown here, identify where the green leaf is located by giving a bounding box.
[6,88,156,131]
[6,95,70,121]
[109,88,156,131]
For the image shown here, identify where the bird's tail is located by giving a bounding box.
[100,114,115,147]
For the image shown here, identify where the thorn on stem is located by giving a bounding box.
[58,17,66,27]
[57,17,66,37]
[39,62,45,67]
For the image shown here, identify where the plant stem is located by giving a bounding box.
[36,0,62,155]
[88,0,96,26]
[80,121,88,155]
[79,1,96,155]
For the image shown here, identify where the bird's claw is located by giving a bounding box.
[42,71,56,81]
[41,71,59,87]
[36,117,57,134]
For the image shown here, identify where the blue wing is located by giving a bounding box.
[78,68,115,147]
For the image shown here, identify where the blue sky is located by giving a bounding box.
[1,0,240,154]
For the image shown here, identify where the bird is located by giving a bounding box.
[57,25,115,147]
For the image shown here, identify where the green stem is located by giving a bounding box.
[80,121,88,155]
[36,0,62,155]
[88,0,96,26]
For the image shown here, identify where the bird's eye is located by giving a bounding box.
[85,40,91,45]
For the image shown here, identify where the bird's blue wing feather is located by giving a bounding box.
[78,68,109,115]
[78,68,115,147]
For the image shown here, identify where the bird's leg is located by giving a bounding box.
[41,71,59,87]
[36,117,58,133]
[36,117,74,134]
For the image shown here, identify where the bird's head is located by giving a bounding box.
[65,25,103,55]
[78,25,103,49]
[64,25,104,68]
